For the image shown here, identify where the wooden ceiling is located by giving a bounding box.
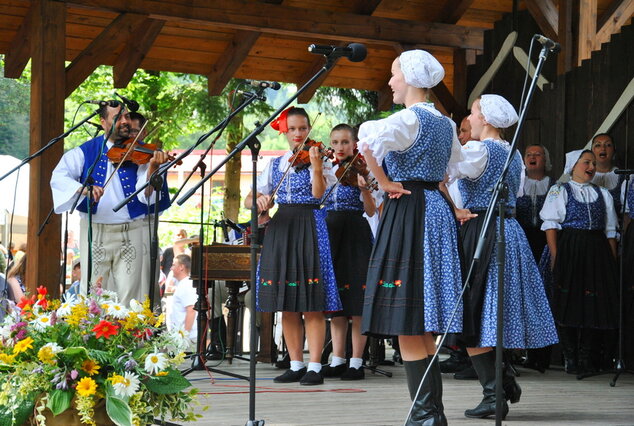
[0,0,625,110]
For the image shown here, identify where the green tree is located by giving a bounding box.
[0,56,30,159]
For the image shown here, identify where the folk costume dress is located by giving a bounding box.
[359,102,463,337]
[323,167,379,317]
[516,176,553,261]
[540,181,619,329]
[592,167,625,214]
[621,179,634,362]
[255,151,342,314]
[450,139,558,349]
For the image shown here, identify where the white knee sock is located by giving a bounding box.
[290,360,305,371]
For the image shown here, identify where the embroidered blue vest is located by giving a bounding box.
[271,156,320,204]
[324,183,364,212]
[384,105,454,182]
[458,139,523,210]
[77,136,170,219]
[561,183,606,231]
[516,177,553,228]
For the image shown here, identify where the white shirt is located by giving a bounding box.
[169,276,197,341]
[591,167,620,190]
[256,151,337,202]
[357,103,462,168]
[539,180,618,238]
[50,140,156,224]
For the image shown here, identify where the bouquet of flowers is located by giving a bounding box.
[0,286,200,425]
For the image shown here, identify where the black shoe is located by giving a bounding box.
[275,353,291,369]
[440,350,471,373]
[341,366,365,381]
[274,368,306,383]
[299,370,324,385]
[453,365,478,380]
[321,364,346,377]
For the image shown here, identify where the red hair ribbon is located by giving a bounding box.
[270,107,294,134]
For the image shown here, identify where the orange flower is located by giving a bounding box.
[92,320,119,339]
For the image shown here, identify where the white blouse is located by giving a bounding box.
[357,102,462,167]
[518,176,551,198]
[50,141,156,224]
[256,151,337,203]
[539,180,617,238]
[591,167,620,190]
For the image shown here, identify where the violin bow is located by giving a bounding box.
[319,150,362,206]
[101,120,149,191]
[267,112,323,204]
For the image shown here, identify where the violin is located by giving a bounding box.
[106,138,182,166]
[288,139,334,170]
[334,151,378,191]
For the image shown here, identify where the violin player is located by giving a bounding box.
[244,106,342,386]
[50,101,171,305]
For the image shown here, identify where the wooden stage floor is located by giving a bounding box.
[179,355,634,425]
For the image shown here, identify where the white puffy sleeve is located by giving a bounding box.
[447,141,489,181]
[50,148,86,214]
[540,184,568,231]
[600,187,618,238]
[357,109,419,165]
[256,158,275,195]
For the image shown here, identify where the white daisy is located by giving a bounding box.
[31,314,53,331]
[128,299,143,313]
[107,303,129,319]
[166,327,192,352]
[56,299,77,317]
[112,372,140,398]
[144,352,168,374]
[42,342,63,354]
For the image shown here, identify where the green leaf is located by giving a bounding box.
[106,395,133,426]
[61,346,88,357]
[47,389,73,416]
[0,393,36,425]
[144,368,191,395]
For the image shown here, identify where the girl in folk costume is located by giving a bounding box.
[244,107,341,386]
[516,144,555,373]
[448,94,558,419]
[591,133,624,214]
[540,150,618,375]
[359,50,466,425]
[321,124,380,381]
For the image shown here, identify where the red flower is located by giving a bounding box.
[133,328,153,339]
[92,320,119,339]
[17,295,37,311]
[395,280,402,287]
[270,107,294,134]
[36,286,47,296]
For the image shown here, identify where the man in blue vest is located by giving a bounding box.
[51,101,170,305]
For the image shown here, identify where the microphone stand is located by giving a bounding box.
[177,54,342,426]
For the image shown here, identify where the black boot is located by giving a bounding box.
[577,328,598,377]
[403,358,444,425]
[558,326,578,374]
[464,351,509,419]
[428,356,448,426]
[503,360,521,404]
[440,346,471,373]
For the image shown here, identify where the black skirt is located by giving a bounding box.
[522,226,547,263]
[621,223,634,362]
[326,210,373,317]
[553,228,618,329]
[257,204,338,313]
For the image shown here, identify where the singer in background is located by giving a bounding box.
[50,101,171,305]
[590,133,624,214]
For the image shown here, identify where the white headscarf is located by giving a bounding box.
[564,149,585,175]
[480,94,518,129]
[399,50,445,89]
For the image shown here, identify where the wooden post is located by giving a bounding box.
[557,0,574,75]
[27,0,66,298]
[577,0,597,65]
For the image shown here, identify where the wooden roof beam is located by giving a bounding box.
[113,18,165,88]
[4,4,34,78]
[65,12,146,97]
[207,30,260,96]
[577,0,597,65]
[60,0,485,49]
[525,0,558,40]
[596,0,634,49]
[435,0,475,24]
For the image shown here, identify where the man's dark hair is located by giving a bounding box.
[129,111,147,126]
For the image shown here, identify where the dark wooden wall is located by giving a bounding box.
[467,11,634,177]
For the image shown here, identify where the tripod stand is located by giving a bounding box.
[577,171,634,385]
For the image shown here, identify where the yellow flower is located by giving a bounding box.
[67,303,89,327]
[37,346,56,365]
[76,377,97,397]
[122,312,140,330]
[0,353,16,364]
[154,313,165,328]
[82,359,101,376]
[13,337,34,355]
[155,371,169,377]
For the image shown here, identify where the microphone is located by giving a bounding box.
[115,92,140,112]
[86,100,120,108]
[225,218,245,233]
[614,169,634,175]
[86,121,103,131]
[237,90,266,101]
[308,43,367,62]
[534,35,561,53]
[247,80,281,90]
